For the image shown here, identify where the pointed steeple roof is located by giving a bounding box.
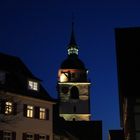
[69,22,77,45]
[60,22,86,70]
[67,22,79,56]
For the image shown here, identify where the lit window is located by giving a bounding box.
[27,105,33,118]
[60,73,68,82]
[39,135,46,140]
[26,133,34,140]
[39,108,45,119]
[68,47,78,55]
[28,80,38,91]
[5,102,13,114]
[3,131,12,140]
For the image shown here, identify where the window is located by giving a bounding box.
[0,71,5,84]
[46,135,50,140]
[5,102,13,114]
[28,80,38,91]
[71,73,75,78]
[0,101,16,115]
[0,131,16,140]
[27,105,33,118]
[26,133,34,140]
[39,108,45,119]
[23,104,49,120]
[22,133,49,140]
[3,131,12,140]
[39,135,46,140]
[70,86,79,100]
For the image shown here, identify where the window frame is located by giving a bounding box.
[39,107,46,120]
[23,104,49,120]
[3,131,12,140]
[28,80,39,91]
[27,105,34,118]
[5,101,13,115]
[26,133,34,140]
[39,134,46,140]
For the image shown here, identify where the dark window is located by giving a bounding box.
[12,132,16,140]
[39,135,46,140]
[0,130,3,140]
[34,134,39,140]
[46,135,50,140]
[22,133,26,140]
[0,131,16,140]
[72,118,76,121]
[70,86,79,99]
[24,133,34,140]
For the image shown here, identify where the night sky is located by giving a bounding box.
[1,0,140,140]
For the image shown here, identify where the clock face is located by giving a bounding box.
[61,86,69,94]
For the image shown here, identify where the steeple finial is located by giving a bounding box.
[69,21,77,45]
[67,17,79,56]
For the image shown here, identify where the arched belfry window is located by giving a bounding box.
[70,86,79,99]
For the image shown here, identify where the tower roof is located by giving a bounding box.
[67,22,79,56]
[60,23,86,70]
[60,56,85,69]
[69,22,77,46]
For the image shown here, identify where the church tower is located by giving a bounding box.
[57,23,91,121]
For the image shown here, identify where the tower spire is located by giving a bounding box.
[68,21,79,56]
[69,22,77,45]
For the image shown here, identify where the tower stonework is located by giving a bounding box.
[57,23,91,121]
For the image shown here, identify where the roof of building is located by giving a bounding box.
[0,52,55,102]
[109,130,124,140]
[53,116,102,140]
[60,55,86,69]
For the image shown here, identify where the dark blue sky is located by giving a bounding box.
[1,0,140,139]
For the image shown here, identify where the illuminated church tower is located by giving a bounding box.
[57,23,91,121]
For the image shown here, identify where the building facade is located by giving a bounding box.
[0,53,55,140]
[57,22,91,121]
[115,27,140,140]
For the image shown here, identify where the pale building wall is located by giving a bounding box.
[0,92,54,140]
